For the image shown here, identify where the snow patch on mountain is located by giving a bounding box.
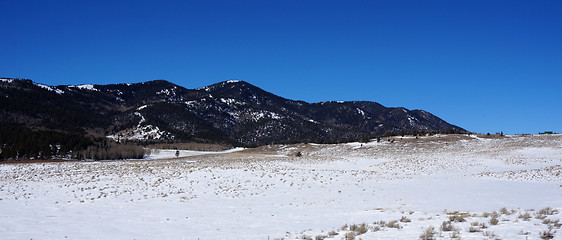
[220,98,238,105]
[247,110,282,121]
[407,115,416,124]
[134,112,145,125]
[107,125,174,141]
[75,84,98,91]
[356,108,365,116]
[34,83,64,94]
[107,111,174,141]
[156,86,177,96]
[219,98,246,107]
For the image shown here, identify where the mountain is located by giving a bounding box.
[0,78,466,159]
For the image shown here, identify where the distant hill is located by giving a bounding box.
[0,78,466,160]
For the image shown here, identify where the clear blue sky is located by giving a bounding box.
[1,0,561,134]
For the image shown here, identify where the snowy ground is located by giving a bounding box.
[145,147,246,160]
[0,134,560,239]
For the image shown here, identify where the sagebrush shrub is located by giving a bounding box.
[469,226,481,232]
[539,207,558,215]
[539,227,556,240]
[314,235,327,240]
[386,220,401,229]
[449,215,466,222]
[440,221,454,232]
[419,226,436,240]
[449,229,461,239]
[355,223,367,235]
[499,207,509,215]
[400,216,411,222]
[345,232,356,240]
[519,212,532,221]
[480,222,488,229]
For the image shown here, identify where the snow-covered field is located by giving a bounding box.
[0,134,560,239]
[145,147,246,160]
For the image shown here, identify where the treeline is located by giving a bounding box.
[0,124,146,161]
[77,141,147,160]
[0,123,92,160]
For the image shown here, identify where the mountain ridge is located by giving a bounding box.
[0,77,466,159]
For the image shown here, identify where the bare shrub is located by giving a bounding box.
[327,231,338,237]
[440,221,454,232]
[536,213,547,220]
[539,207,558,215]
[386,220,401,229]
[468,226,481,233]
[483,231,496,237]
[449,214,466,223]
[539,226,556,240]
[499,207,509,215]
[545,219,561,228]
[479,222,488,229]
[449,229,461,239]
[400,216,411,223]
[519,212,532,221]
[314,235,327,240]
[489,217,499,225]
[419,226,436,240]
[355,223,368,235]
[345,232,356,240]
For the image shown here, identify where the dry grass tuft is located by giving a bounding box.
[440,221,455,232]
[489,217,499,225]
[419,226,436,240]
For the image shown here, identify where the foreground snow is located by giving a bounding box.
[0,134,560,239]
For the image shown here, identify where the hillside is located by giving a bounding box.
[0,78,466,159]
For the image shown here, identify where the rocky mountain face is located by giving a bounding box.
[0,78,465,151]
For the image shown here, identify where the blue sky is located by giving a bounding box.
[1,0,561,134]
